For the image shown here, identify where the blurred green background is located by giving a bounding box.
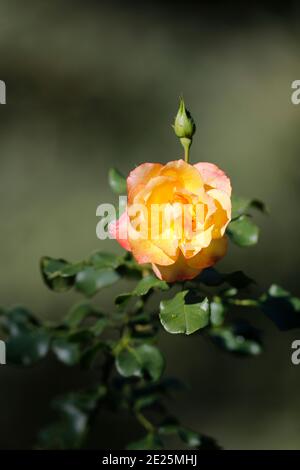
[1,0,300,450]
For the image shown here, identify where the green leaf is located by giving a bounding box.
[108,168,127,194]
[116,275,169,306]
[134,276,169,296]
[1,306,37,330]
[193,434,221,450]
[210,323,262,356]
[64,303,108,336]
[115,348,141,378]
[115,295,132,306]
[66,329,93,343]
[41,255,122,296]
[136,344,165,381]
[268,284,291,298]
[75,267,120,297]
[210,298,226,327]
[221,287,238,297]
[260,284,300,330]
[126,433,163,450]
[38,421,76,450]
[158,418,180,436]
[159,291,209,335]
[65,303,96,329]
[60,263,86,276]
[89,251,123,269]
[52,338,81,365]
[198,268,254,289]
[134,394,159,412]
[90,318,108,336]
[80,340,109,368]
[178,428,201,447]
[38,386,106,449]
[53,386,106,413]
[7,329,50,365]
[232,195,267,219]
[227,215,259,247]
[40,257,78,292]
[115,253,143,280]
[1,307,50,365]
[116,344,164,382]
[158,421,221,449]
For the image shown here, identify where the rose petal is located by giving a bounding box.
[186,236,228,270]
[181,226,214,259]
[160,159,204,196]
[129,236,178,266]
[108,211,131,251]
[194,162,231,196]
[152,251,201,282]
[137,175,175,204]
[127,162,162,203]
[206,188,231,237]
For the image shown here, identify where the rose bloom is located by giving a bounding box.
[110,159,231,282]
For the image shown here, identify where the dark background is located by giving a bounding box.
[1,0,300,449]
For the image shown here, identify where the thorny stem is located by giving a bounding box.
[135,410,155,433]
[87,352,114,442]
[228,298,260,307]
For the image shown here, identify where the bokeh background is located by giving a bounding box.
[1,0,300,450]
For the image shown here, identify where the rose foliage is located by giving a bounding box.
[0,100,299,450]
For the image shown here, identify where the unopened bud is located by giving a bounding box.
[173,97,196,139]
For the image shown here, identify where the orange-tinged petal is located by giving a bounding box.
[207,188,231,216]
[186,236,228,270]
[108,211,131,251]
[194,162,231,196]
[160,159,204,196]
[152,251,201,282]
[138,175,175,205]
[206,188,231,236]
[127,163,162,203]
[153,237,227,282]
[151,231,179,258]
[129,237,178,266]
[181,225,213,258]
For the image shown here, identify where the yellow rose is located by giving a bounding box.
[110,159,231,282]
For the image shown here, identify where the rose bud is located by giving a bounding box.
[173,97,196,139]
[173,98,196,163]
